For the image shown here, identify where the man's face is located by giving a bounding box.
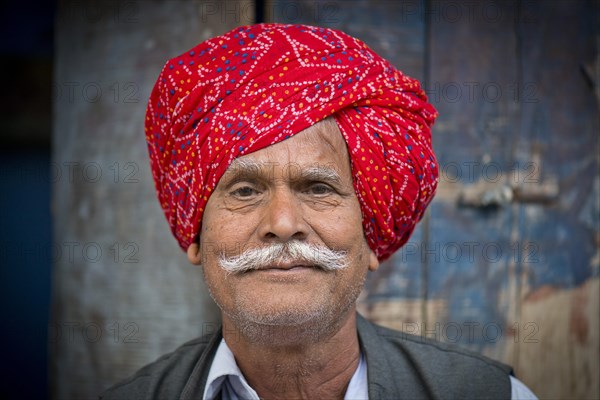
[194,119,379,338]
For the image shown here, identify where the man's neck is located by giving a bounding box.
[222,309,360,400]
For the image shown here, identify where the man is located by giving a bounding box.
[102,23,536,399]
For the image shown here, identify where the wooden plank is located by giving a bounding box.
[428,3,599,397]
[517,278,599,399]
[511,1,599,397]
[426,0,521,364]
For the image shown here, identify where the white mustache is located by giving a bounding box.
[218,241,349,274]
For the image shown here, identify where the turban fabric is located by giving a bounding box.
[146,23,438,261]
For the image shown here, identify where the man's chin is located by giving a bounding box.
[223,306,341,346]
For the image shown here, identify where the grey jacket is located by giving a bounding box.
[100,314,512,399]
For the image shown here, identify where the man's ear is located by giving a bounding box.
[187,242,202,265]
[368,250,379,272]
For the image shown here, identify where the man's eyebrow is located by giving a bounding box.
[229,158,257,169]
[223,158,264,178]
[300,166,342,185]
[222,160,343,184]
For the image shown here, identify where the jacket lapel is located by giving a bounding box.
[180,326,224,399]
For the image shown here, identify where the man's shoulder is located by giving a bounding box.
[371,320,512,374]
[358,315,512,398]
[99,334,217,399]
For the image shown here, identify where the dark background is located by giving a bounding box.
[0,1,54,399]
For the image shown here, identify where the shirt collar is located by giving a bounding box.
[203,338,259,400]
[203,338,368,400]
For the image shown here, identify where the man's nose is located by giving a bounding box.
[258,187,309,242]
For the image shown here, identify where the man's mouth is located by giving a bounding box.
[248,262,320,273]
[254,263,314,272]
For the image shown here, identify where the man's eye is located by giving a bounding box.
[230,185,259,198]
[307,183,334,195]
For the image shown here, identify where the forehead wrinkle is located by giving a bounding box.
[309,116,346,155]
[222,117,349,184]
[310,118,353,181]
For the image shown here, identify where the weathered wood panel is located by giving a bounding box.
[517,278,599,399]
[50,1,253,398]
[427,0,522,367]
[428,0,599,397]
[511,1,599,398]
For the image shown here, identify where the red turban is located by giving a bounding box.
[145,23,438,261]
